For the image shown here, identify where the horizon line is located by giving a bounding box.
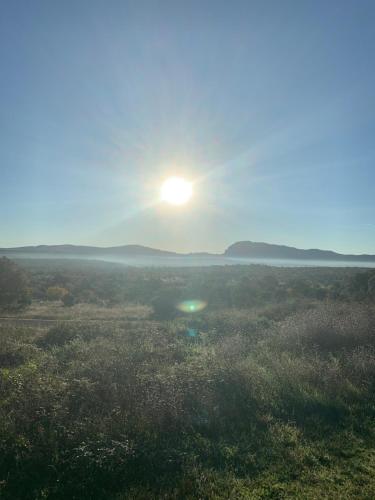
[1,240,374,258]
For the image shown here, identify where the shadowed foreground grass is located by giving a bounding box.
[0,302,375,498]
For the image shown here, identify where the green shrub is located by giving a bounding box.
[0,258,31,309]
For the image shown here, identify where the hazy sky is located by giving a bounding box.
[1,0,375,253]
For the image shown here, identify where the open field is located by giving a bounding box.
[0,302,151,322]
[1,259,375,499]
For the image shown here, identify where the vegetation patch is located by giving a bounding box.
[0,259,375,498]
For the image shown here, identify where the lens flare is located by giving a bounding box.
[176,300,207,313]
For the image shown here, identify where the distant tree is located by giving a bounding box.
[368,274,375,299]
[151,288,182,320]
[62,293,76,307]
[289,278,311,297]
[0,257,31,309]
[348,272,370,300]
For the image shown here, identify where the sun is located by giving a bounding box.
[160,176,193,206]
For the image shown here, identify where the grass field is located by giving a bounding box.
[1,260,375,498]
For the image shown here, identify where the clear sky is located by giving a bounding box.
[1,0,375,253]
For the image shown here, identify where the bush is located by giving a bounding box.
[0,257,30,309]
[62,293,76,307]
[151,288,183,320]
[272,304,375,353]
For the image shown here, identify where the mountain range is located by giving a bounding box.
[1,241,375,262]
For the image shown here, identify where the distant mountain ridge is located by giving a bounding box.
[1,241,374,262]
[0,244,179,257]
[224,241,375,262]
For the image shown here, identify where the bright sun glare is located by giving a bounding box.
[160,176,193,206]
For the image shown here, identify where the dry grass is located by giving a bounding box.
[0,301,152,321]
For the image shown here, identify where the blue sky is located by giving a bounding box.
[1,0,375,253]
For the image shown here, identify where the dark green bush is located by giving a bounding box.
[0,258,30,309]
